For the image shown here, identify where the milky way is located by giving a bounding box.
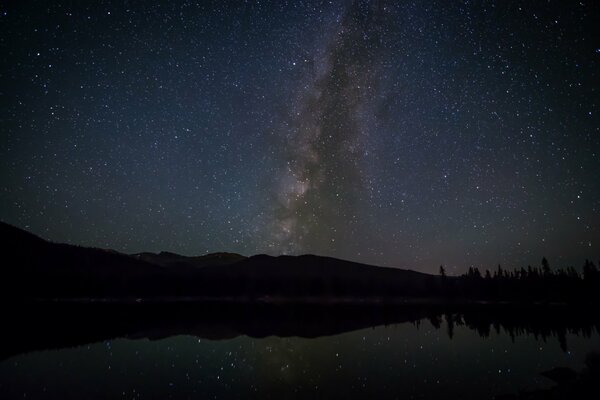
[272,2,387,255]
[1,1,598,273]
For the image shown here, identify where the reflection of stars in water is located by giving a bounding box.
[3,317,600,398]
[7,325,596,398]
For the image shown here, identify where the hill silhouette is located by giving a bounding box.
[1,221,598,303]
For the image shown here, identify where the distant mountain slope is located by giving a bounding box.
[133,251,246,268]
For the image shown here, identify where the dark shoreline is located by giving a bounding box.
[13,296,599,306]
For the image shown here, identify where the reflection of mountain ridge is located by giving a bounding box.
[1,302,598,361]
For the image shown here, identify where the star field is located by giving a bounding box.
[1,1,598,273]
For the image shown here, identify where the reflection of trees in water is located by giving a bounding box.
[440,307,600,352]
[1,302,599,360]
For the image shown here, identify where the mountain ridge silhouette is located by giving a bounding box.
[2,221,598,304]
[0,221,435,300]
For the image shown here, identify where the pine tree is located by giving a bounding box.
[439,265,446,278]
[542,257,551,277]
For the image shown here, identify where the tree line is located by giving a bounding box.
[437,257,600,302]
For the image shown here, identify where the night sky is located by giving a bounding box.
[1,1,598,274]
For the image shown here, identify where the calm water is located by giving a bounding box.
[1,315,599,399]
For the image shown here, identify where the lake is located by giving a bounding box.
[0,303,599,399]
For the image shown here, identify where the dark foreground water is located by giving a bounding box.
[0,303,599,399]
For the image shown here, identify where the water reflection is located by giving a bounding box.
[0,302,599,399]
